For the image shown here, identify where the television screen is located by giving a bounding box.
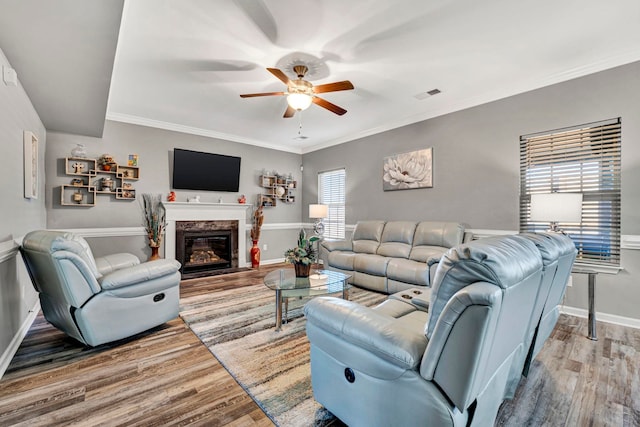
[172,148,241,192]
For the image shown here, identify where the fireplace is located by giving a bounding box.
[176,220,238,279]
[162,202,251,276]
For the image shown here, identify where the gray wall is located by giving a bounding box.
[45,121,304,261]
[0,48,45,370]
[302,61,640,320]
[5,47,639,377]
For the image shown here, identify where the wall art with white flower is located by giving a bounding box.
[382,147,433,191]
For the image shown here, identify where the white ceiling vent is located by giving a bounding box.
[414,89,441,100]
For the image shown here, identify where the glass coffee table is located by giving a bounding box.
[263,269,351,331]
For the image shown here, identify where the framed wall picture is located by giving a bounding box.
[23,131,38,199]
[383,147,433,191]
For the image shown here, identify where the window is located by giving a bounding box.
[520,118,621,267]
[318,168,346,239]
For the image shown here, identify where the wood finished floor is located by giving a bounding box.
[1,263,639,426]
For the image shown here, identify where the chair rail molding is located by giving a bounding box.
[0,240,19,264]
[622,235,640,250]
[51,227,147,238]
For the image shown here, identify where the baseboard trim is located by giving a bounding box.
[560,305,640,330]
[245,258,285,268]
[0,299,40,380]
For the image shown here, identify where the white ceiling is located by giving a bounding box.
[107,0,640,154]
[3,1,640,154]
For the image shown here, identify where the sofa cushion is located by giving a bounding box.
[353,271,388,293]
[328,251,356,271]
[413,221,465,248]
[373,299,418,318]
[322,239,353,252]
[377,221,417,258]
[387,258,429,287]
[354,253,390,276]
[352,221,385,254]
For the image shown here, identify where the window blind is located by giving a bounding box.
[318,168,346,239]
[519,118,621,266]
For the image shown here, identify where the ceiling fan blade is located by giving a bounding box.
[267,68,290,85]
[239,91,285,98]
[283,105,296,118]
[312,97,347,116]
[313,80,354,94]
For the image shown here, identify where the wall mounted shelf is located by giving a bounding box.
[60,157,139,206]
[258,174,296,207]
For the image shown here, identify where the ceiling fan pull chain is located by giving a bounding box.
[298,112,303,135]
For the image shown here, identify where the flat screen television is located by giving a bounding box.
[172,148,241,192]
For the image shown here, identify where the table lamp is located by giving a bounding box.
[309,204,328,237]
[530,193,583,233]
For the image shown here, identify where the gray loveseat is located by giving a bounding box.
[305,232,577,426]
[319,220,465,294]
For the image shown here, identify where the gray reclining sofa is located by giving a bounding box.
[305,232,577,426]
[319,220,465,294]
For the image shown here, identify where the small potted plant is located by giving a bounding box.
[98,154,115,171]
[284,229,319,277]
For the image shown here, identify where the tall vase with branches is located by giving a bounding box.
[250,206,264,268]
[142,193,166,260]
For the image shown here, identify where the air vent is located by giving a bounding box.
[414,89,441,100]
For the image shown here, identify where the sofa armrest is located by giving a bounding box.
[321,239,353,252]
[304,297,427,370]
[95,253,140,276]
[427,253,444,267]
[99,259,181,291]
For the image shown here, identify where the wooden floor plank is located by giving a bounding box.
[2,263,639,426]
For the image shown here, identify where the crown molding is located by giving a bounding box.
[105,113,303,155]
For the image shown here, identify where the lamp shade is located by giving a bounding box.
[287,93,312,111]
[530,193,583,222]
[309,204,328,219]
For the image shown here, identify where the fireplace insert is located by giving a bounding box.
[176,220,238,279]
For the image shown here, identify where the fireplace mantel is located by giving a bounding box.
[163,202,252,266]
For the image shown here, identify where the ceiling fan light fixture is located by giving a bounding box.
[287,93,312,111]
[240,65,353,116]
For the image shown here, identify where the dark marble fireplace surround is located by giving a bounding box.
[176,220,239,279]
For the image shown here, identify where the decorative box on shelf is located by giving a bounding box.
[117,165,139,180]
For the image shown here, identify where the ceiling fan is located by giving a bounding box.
[240,65,354,118]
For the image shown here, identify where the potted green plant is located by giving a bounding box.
[284,229,319,277]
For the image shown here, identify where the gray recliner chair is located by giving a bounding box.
[20,230,182,347]
[304,233,575,427]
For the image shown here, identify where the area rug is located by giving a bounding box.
[179,282,387,426]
